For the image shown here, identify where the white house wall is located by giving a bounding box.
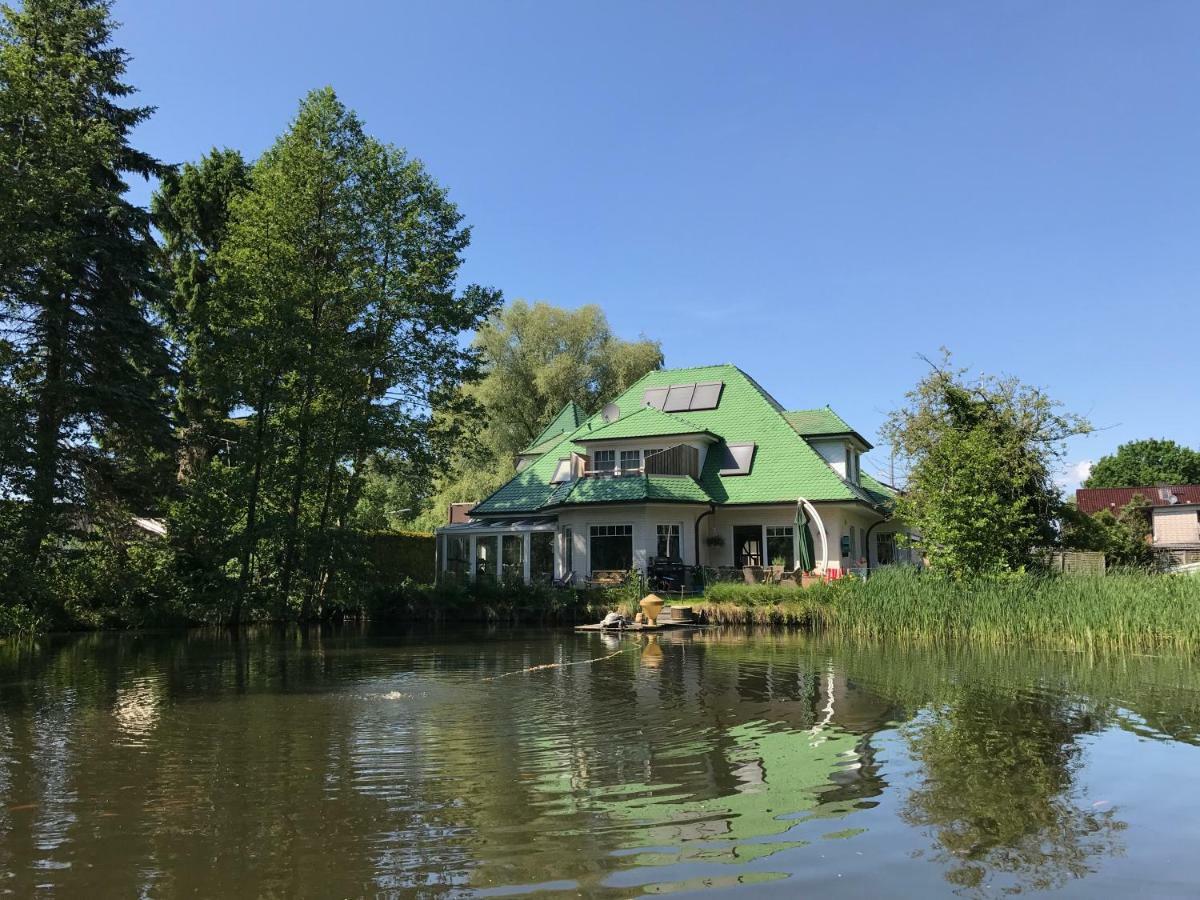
[702,503,897,571]
[556,504,706,579]
[807,440,850,479]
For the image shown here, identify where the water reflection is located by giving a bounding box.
[0,628,1197,896]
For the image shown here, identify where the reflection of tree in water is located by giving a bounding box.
[902,689,1125,894]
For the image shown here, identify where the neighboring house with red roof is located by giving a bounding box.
[1076,485,1200,551]
[436,364,911,584]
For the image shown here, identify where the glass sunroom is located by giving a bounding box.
[437,518,558,584]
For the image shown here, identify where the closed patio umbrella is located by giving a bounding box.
[795,501,815,573]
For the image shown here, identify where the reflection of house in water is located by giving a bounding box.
[581,631,900,858]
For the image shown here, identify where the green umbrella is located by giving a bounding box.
[795,502,815,573]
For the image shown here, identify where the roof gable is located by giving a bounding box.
[521,401,586,454]
[785,406,873,450]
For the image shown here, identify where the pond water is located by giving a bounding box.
[1,627,1199,898]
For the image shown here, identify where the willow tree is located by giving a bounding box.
[211,88,499,622]
[399,301,663,530]
[0,0,171,566]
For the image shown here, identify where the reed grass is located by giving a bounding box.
[696,567,1200,651]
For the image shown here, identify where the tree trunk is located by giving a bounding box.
[230,370,276,627]
[303,397,349,620]
[278,376,315,612]
[22,297,69,564]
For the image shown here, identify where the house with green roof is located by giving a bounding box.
[436,364,911,583]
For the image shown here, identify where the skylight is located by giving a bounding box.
[717,442,755,476]
[643,381,724,412]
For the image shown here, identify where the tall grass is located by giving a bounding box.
[697,567,1200,651]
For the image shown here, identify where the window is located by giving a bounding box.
[590,524,633,572]
[766,526,794,570]
[531,532,554,582]
[663,383,696,412]
[446,535,470,579]
[550,457,572,484]
[733,525,763,567]
[877,532,896,566]
[717,443,756,476]
[620,449,642,475]
[501,534,524,581]
[656,524,681,560]
[475,535,498,580]
[592,449,615,474]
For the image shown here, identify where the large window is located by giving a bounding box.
[620,449,642,475]
[590,524,633,572]
[531,532,554,582]
[475,535,498,580]
[656,524,681,560]
[592,449,615,475]
[446,535,470,579]
[766,526,794,570]
[877,532,896,566]
[501,534,524,581]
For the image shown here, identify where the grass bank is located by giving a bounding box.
[694,567,1200,651]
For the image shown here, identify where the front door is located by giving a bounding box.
[733,525,763,568]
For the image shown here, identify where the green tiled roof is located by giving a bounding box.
[521,401,586,454]
[571,406,715,443]
[784,406,873,449]
[543,474,712,509]
[859,472,898,508]
[472,364,889,515]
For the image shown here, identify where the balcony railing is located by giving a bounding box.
[581,444,700,480]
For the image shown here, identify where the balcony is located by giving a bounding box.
[582,444,700,480]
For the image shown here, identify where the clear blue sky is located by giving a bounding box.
[114,0,1200,488]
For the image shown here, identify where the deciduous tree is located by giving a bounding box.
[1084,439,1200,489]
[883,353,1091,575]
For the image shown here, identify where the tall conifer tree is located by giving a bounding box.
[0,0,170,562]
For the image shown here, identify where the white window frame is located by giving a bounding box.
[619,448,643,476]
[587,523,635,574]
[592,449,616,475]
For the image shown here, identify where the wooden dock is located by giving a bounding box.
[575,621,704,632]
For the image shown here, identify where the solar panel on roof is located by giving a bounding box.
[643,387,668,410]
[690,381,723,410]
[663,383,695,412]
